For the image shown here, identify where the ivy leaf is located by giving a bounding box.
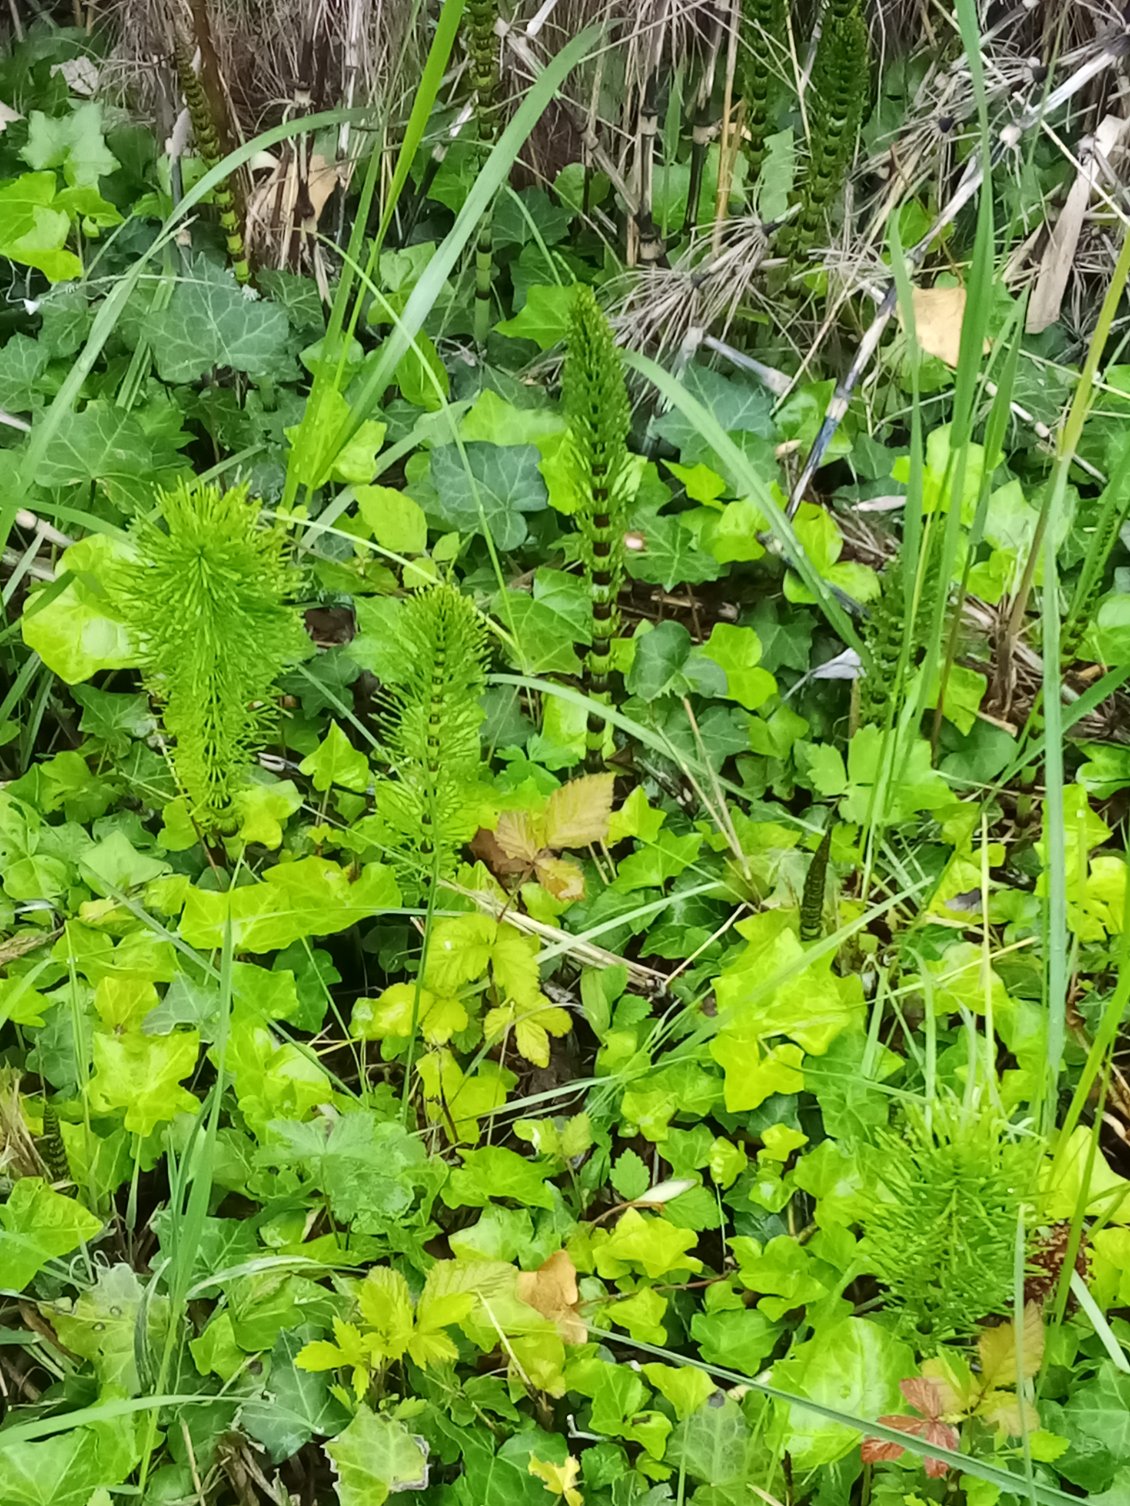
[461,390,567,451]
[325,1406,430,1506]
[594,1209,703,1279]
[772,1317,913,1470]
[0,172,82,281]
[444,1147,557,1211]
[87,1029,201,1135]
[0,332,48,411]
[21,534,136,685]
[625,621,692,699]
[0,1425,137,1506]
[0,1177,102,1291]
[181,857,400,953]
[666,1394,764,1483]
[234,778,304,848]
[149,260,290,384]
[21,103,119,187]
[496,284,576,351]
[428,442,548,549]
[34,399,189,511]
[701,623,776,710]
[626,504,724,590]
[356,484,428,553]
[50,1263,165,1394]
[240,1326,352,1462]
[494,592,583,674]
[300,721,371,793]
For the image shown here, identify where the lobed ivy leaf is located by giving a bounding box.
[0,1177,102,1291]
[325,1406,430,1506]
[428,442,548,549]
[148,260,290,384]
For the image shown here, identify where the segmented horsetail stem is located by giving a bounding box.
[564,287,632,771]
[799,817,835,942]
[737,0,788,187]
[38,1102,72,1190]
[465,0,500,345]
[172,32,251,285]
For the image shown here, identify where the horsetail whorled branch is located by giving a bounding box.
[564,287,632,771]
[173,32,250,285]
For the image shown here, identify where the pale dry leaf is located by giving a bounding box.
[544,774,615,850]
[306,152,346,225]
[633,1177,697,1207]
[533,854,586,902]
[475,810,542,870]
[978,1302,1044,1387]
[515,1250,587,1344]
[904,286,990,369]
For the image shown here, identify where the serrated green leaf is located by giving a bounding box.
[610,1148,649,1200]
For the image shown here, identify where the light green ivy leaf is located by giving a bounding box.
[0,1177,102,1291]
[300,721,371,793]
[325,1406,430,1506]
[21,534,137,685]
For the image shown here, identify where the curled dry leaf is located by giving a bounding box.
[515,1249,587,1345]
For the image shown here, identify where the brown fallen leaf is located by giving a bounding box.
[516,1250,587,1344]
[903,286,991,369]
[471,775,617,902]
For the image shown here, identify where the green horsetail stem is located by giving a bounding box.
[738,0,789,187]
[779,0,869,270]
[464,0,500,344]
[173,33,251,285]
[564,287,632,770]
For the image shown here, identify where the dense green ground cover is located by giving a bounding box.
[3,7,1130,1505]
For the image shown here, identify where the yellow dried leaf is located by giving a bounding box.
[543,774,615,850]
[491,810,543,866]
[978,1303,1044,1388]
[534,853,586,902]
[978,1389,1039,1438]
[516,1250,587,1345]
[529,1453,583,1506]
[904,286,991,369]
